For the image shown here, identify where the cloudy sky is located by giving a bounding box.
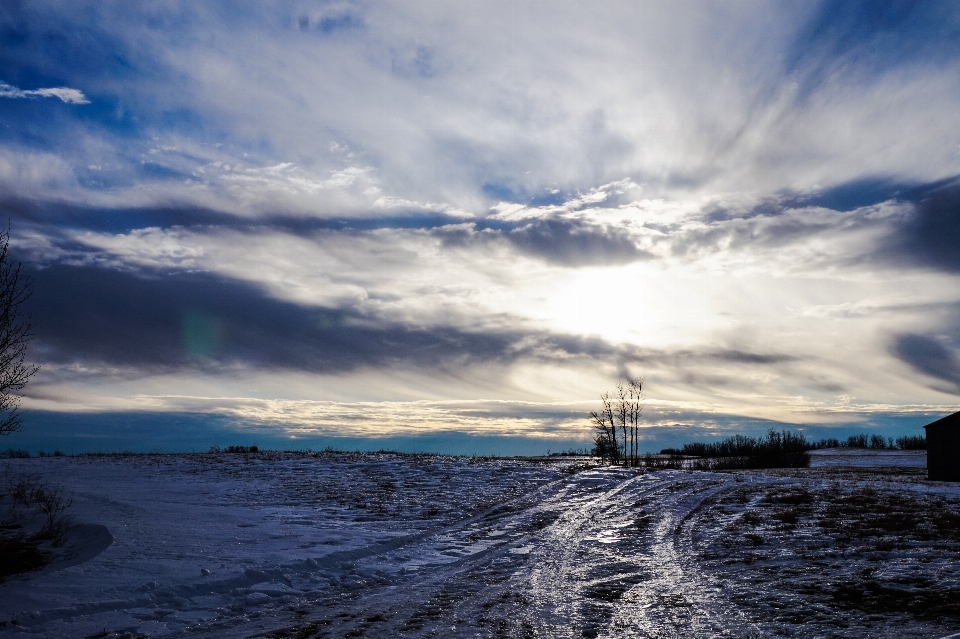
[2,0,959,453]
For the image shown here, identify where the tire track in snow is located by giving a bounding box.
[501,469,757,638]
[602,473,762,638]
[262,468,662,638]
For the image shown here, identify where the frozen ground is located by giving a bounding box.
[1,449,958,638]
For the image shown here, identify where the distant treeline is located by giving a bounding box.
[1,446,267,458]
[807,434,926,450]
[662,432,925,456]
[656,430,926,470]
[0,448,31,458]
[208,445,259,454]
[0,446,266,458]
[660,430,811,469]
[0,446,508,460]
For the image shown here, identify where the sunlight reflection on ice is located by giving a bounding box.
[596,529,619,544]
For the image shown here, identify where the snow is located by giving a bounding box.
[808,449,927,468]
[1,450,958,638]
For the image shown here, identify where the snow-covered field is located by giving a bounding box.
[1,449,959,638]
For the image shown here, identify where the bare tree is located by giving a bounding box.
[0,226,38,436]
[590,378,643,466]
[626,377,643,466]
[615,382,629,463]
[590,391,619,465]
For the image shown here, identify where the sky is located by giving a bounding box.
[2,0,960,454]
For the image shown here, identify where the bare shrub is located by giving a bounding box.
[639,453,685,470]
[0,470,73,581]
[31,484,72,544]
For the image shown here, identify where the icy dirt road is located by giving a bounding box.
[1,451,958,638]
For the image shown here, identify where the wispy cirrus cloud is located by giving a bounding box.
[0,81,88,104]
[3,1,959,214]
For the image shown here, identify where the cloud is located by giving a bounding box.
[27,262,658,378]
[3,0,960,436]
[883,177,960,273]
[890,333,960,394]
[786,176,921,212]
[27,263,520,373]
[29,87,89,104]
[504,218,648,267]
[24,259,813,390]
[2,1,958,215]
[0,82,89,104]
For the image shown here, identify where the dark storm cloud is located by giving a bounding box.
[705,350,796,365]
[885,177,960,274]
[890,333,960,394]
[503,218,649,267]
[24,263,644,375]
[26,264,520,373]
[671,174,960,272]
[3,196,230,236]
[1,195,469,238]
[431,214,650,267]
[4,197,650,269]
[23,261,800,379]
[665,208,839,259]
[618,348,796,369]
